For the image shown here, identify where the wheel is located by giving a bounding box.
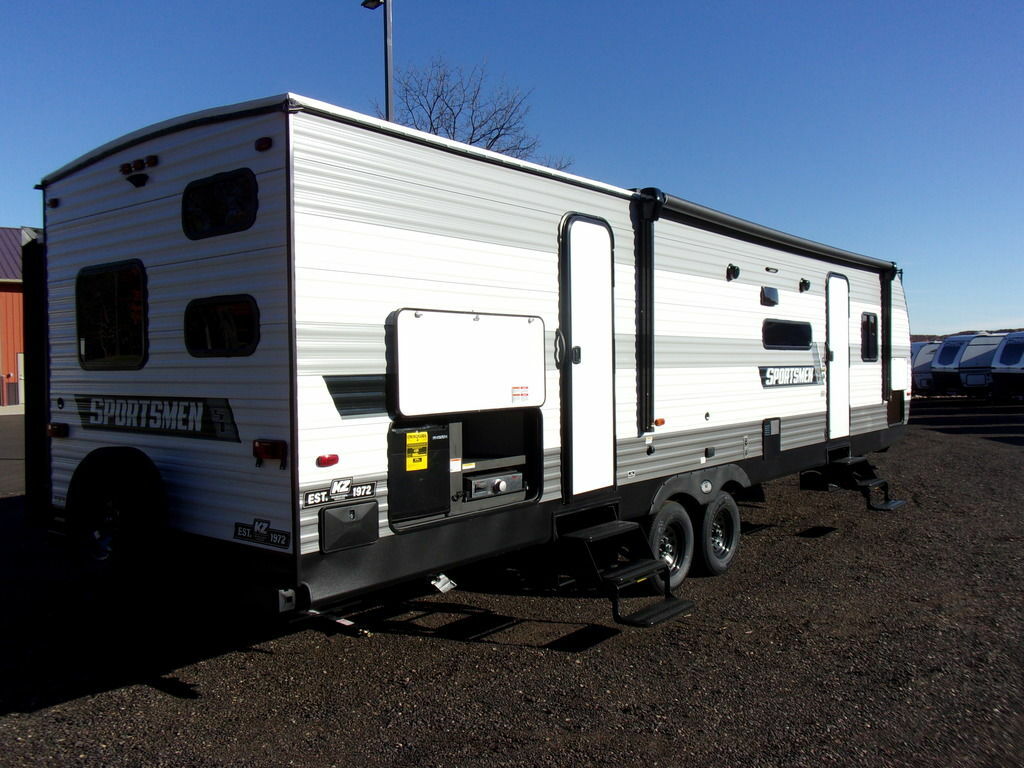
[72,481,150,578]
[67,449,165,578]
[694,491,741,576]
[646,500,694,593]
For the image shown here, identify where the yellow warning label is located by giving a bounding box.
[406,431,428,472]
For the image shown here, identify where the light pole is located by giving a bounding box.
[361,0,393,122]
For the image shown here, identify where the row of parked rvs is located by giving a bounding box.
[912,332,1024,399]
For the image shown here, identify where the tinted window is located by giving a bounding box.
[181,168,258,240]
[936,342,962,366]
[861,313,879,362]
[763,320,812,350]
[185,295,260,357]
[999,341,1024,366]
[76,261,148,370]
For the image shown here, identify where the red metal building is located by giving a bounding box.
[0,227,37,406]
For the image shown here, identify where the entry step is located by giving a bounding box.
[618,596,695,628]
[561,520,639,544]
[599,558,665,588]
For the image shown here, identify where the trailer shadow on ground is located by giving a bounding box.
[909,397,1024,446]
[0,496,624,714]
[0,496,298,714]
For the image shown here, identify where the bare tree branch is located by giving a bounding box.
[378,57,573,171]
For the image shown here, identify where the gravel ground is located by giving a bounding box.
[1,399,1021,767]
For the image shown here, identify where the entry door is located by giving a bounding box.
[559,216,616,499]
[826,274,851,439]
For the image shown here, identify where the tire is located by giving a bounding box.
[646,500,694,594]
[67,450,165,578]
[694,491,741,576]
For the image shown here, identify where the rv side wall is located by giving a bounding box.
[288,110,638,556]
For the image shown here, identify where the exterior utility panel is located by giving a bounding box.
[36,94,911,611]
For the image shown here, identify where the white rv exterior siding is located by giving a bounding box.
[45,113,294,548]
[289,111,636,553]
[652,220,829,460]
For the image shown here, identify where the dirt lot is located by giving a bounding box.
[0,400,1021,767]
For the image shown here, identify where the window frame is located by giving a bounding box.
[861,312,879,362]
[762,319,813,351]
[184,294,261,358]
[75,259,149,371]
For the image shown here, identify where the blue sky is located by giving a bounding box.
[2,0,1020,334]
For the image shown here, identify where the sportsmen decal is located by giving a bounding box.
[75,395,240,441]
[758,366,822,388]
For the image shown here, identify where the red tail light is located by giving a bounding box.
[253,439,287,469]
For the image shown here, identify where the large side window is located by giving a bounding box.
[76,260,148,370]
[185,295,260,357]
[861,313,879,361]
[763,320,812,350]
[181,168,258,240]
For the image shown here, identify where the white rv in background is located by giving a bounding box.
[31,94,911,626]
[931,333,1005,396]
[991,332,1024,399]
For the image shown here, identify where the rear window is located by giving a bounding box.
[181,168,258,240]
[936,342,962,366]
[76,260,148,370]
[998,341,1024,366]
[185,295,260,357]
[763,320,812,350]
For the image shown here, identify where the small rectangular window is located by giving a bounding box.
[181,168,258,240]
[763,320,812,350]
[185,295,260,357]
[861,313,879,361]
[76,260,148,370]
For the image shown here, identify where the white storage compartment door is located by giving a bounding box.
[394,309,545,416]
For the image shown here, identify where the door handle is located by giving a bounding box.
[571,346,582,365]
[554,329,566,368]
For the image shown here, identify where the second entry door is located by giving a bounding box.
[559,215,616,499]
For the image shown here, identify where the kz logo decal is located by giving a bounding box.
[302,478,377,507]
[234,518,290,549]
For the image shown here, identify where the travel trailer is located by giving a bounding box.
[931,333,1005,396]
[29,94,911,627]
[990,332,1024,400]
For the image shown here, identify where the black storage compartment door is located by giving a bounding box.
[387,424,451,522]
